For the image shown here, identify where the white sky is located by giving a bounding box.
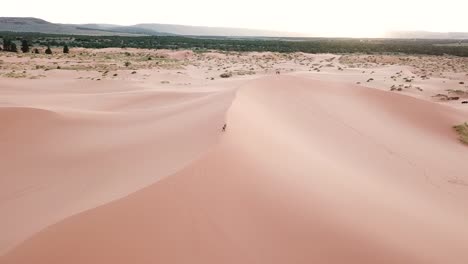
[2,0,467,37]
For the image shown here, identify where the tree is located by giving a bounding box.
[45,46,52,55]
[10,43,18,53]
[21,40,30,53]
[63,45,69,54]
[2,39,11,51]
[33,48,40,54]
[3,39,18,52]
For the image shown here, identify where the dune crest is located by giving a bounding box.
[0,82,236,255]
[2,76,467,264]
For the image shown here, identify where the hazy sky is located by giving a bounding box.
[2,0,467,37]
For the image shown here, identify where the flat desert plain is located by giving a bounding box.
[0,48,468,264]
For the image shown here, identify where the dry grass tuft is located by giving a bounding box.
[454,123,468,145]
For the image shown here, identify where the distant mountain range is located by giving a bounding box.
[0,17,143,36]
[1,17,468,39]
[0,17,303,37]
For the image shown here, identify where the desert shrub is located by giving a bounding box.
[220,72,232,78]
[63,45,69,54]
[454,123,468,145]
[124,61,131,67]
[45,46,52,54]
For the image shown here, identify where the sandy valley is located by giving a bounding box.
[1,48,468,264]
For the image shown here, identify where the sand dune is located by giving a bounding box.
[0,78,236,254]
[2,76,467,264]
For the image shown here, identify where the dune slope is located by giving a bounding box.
[0,79,236,254]
[2,76,468,264]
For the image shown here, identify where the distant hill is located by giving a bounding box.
[385,31,468,39]
[0,17,303,37]
[2,17,468,39]
[131,23,302,37]
[0,17,143,36]
[80,25,175,36]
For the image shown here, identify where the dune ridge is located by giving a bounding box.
[2,76,467,264]
[0,81,236,255]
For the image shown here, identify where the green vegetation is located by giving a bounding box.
[1,32,468,57]
[45,46,52,54]
[21,39,30,53]
[2,38,17,52]
[10,42,17,52]
[454,123,468,145]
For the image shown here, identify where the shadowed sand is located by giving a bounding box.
[2,76,467,264]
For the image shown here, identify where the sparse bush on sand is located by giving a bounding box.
[220,72,232,78]
[45,46,52,55]
[454,123,468,145]
[124,61,131,67]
